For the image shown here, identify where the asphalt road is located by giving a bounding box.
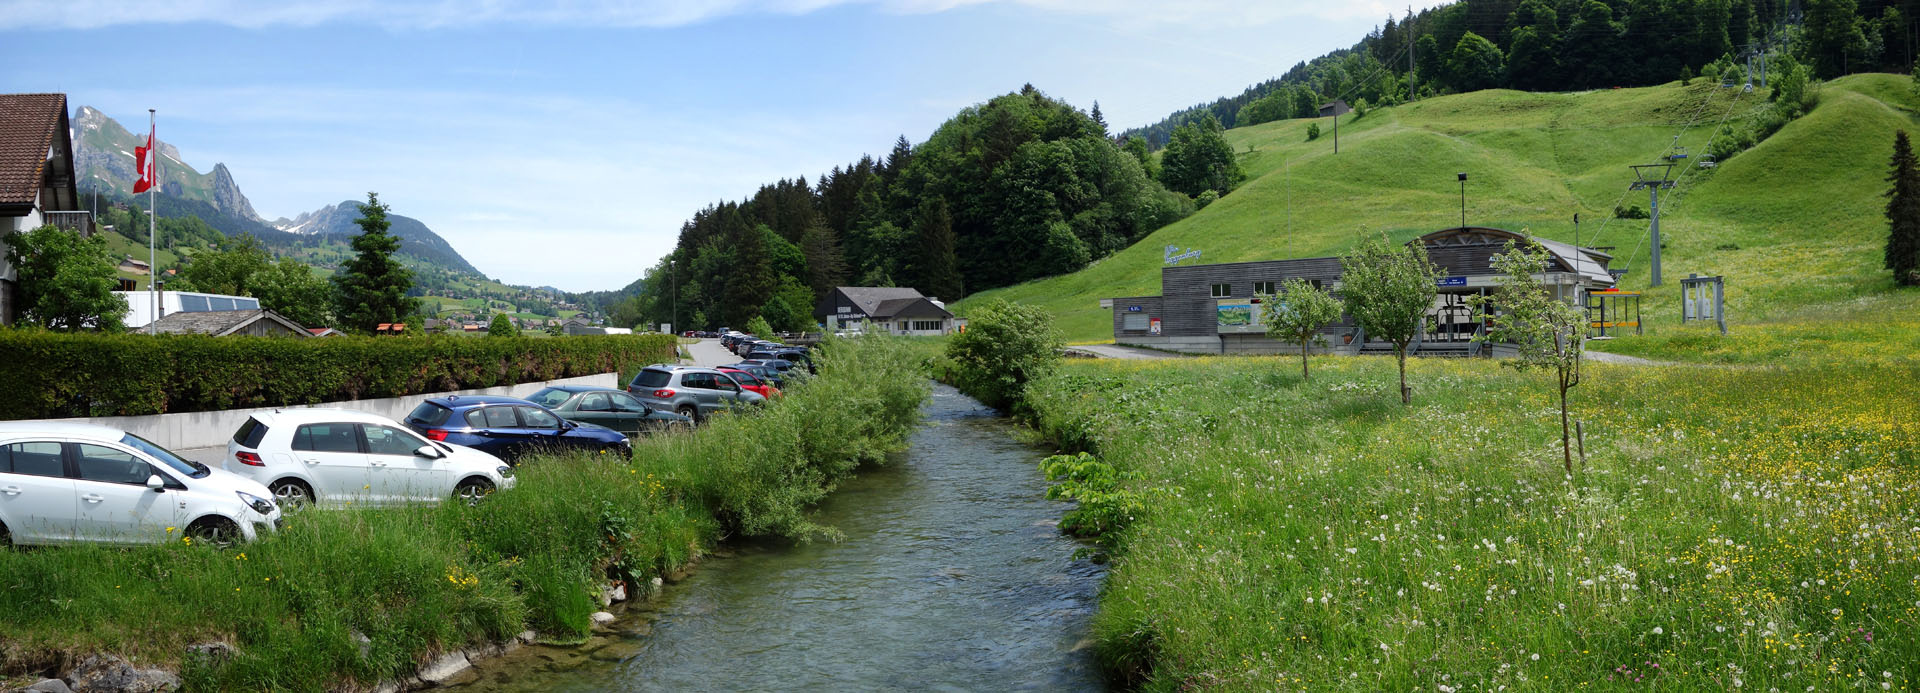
[682,338,738,367]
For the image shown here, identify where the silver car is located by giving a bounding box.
[626,365,765,423]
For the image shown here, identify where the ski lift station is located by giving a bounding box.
[1103,227,1619,356]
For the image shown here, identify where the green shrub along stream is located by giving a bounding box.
[0,334,928,691]
[0,332,680,419]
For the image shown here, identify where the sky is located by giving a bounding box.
[1,0,1446,292]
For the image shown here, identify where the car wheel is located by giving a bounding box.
[0,521,11,548]
[269,479,314,508]
[187,517,240,548]
[676,405,700,424]
[455,477,495,505]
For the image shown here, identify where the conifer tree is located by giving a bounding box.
[1090,101,1108,136]
[1887,131,1920,286]
[331,192,418,334]
[911,197,964,300]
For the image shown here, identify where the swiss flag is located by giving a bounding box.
[132,124,155,194]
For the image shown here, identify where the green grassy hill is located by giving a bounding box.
[961,74,1920,352]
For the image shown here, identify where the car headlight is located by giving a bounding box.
[237,491,276,516]
[496,465,514,479]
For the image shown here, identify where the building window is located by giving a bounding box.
[1252,281,1276,295]
[1122,314,1148,331]
[837,306,852,313]
[911,320,943,331]
[1210,283,1231,298]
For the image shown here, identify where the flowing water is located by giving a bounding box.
[458,384,1107,692]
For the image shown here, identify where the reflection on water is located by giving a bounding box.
[459,384,1106,692]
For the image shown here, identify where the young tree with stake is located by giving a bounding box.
[1259,278,1344,380]
[1340,234,1438,404]
[1468,240,1586,475]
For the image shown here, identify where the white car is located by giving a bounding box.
[0,422,282,547]
[225,408,516,507]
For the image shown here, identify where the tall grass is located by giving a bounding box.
[0,334,927,691]
[1027,356,1920,691]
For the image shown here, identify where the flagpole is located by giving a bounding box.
[147,109,156,336]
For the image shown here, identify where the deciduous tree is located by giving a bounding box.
[253,258,333,328]
[1,224,126,331]
[487,312,519,337]
[1468,240,1587,474]
[1340,234,1438,404]
[944,299,1060,410]
[1259,278,1344,380]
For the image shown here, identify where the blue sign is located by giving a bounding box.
[1126,305,1143,312]
[1437,276,1467,287]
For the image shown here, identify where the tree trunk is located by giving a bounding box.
[1300,336,1311,380]
[1396,344,1410,404]
[1558,377,1573,476]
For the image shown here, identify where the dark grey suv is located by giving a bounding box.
[626,365,765,423]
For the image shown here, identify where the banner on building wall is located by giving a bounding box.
[1216,298,1264,334]
[1148,318,1161,335]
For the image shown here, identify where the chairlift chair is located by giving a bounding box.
[1664,146,1689,162]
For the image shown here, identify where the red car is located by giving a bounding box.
[718,367,781,399]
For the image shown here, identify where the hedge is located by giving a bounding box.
[0,332,679,420]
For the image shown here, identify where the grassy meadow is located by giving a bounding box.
[1026,355,1920,691]
[959,74,1920,357]
[0,334,928,691]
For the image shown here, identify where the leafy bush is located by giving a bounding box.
[1194,189,1219,209]
[945,299,1061,411]
[485,313,519,337]
[1306,122,1322,141]
[0,332,678,419]
[744,315,774,337]
[1039,452,1145,553]
[1613,204,1651,219]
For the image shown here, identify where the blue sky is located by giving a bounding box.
[2,0,1444,292]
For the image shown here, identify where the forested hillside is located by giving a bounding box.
[605,86,1207,331]
[1122,0,1907,148]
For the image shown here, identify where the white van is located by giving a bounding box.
[0,423,281,546]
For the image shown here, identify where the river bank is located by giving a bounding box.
[0,335,930,692]
[453,384,1106,691]
[1020,355,1920,691]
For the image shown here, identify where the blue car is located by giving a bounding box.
[402,395,630,464]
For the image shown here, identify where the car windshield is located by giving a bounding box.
[121,433,208,478]
[528,388,572,408]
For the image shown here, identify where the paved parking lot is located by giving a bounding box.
[682,338,738,367]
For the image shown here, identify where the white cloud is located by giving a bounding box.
[3,0,1451,31]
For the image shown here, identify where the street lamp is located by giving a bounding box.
[1456,172,1468,229]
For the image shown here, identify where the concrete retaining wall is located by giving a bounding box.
[47,372,620,452]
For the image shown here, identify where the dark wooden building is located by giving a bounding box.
[1109,227,1615,355]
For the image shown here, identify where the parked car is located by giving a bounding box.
[402,395,631,463]
[0,422,281,547]
[627,365,766,422]
[527,385,693,437]
[724,362,786,387]
[716,366,781,398]
[739,357,797,373]
[225,409,516,507]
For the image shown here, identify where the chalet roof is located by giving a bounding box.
[0,93,68,207]
[833,286,928,316]
[149,309,312,337]
[870,297,952,320]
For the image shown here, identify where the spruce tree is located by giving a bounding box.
[1887,131,1920,286]
[331,192,419,333]
[911,197,964,300]
[1090,101,1108,136]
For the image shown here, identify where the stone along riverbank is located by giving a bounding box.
[454,384,1107,691]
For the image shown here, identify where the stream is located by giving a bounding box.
[456,383,1107,691]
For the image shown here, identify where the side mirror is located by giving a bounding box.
[145,474,166,492]
[415,445,445,459]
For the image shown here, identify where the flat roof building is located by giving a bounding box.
[1109,227,1616,355]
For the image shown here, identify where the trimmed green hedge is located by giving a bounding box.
[0,332,679,419]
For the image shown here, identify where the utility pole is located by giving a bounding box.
[1408,12,1416,102]
[1629,163,1676,287]
[1333,107,1339,154]
[1457,172,1468,229]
